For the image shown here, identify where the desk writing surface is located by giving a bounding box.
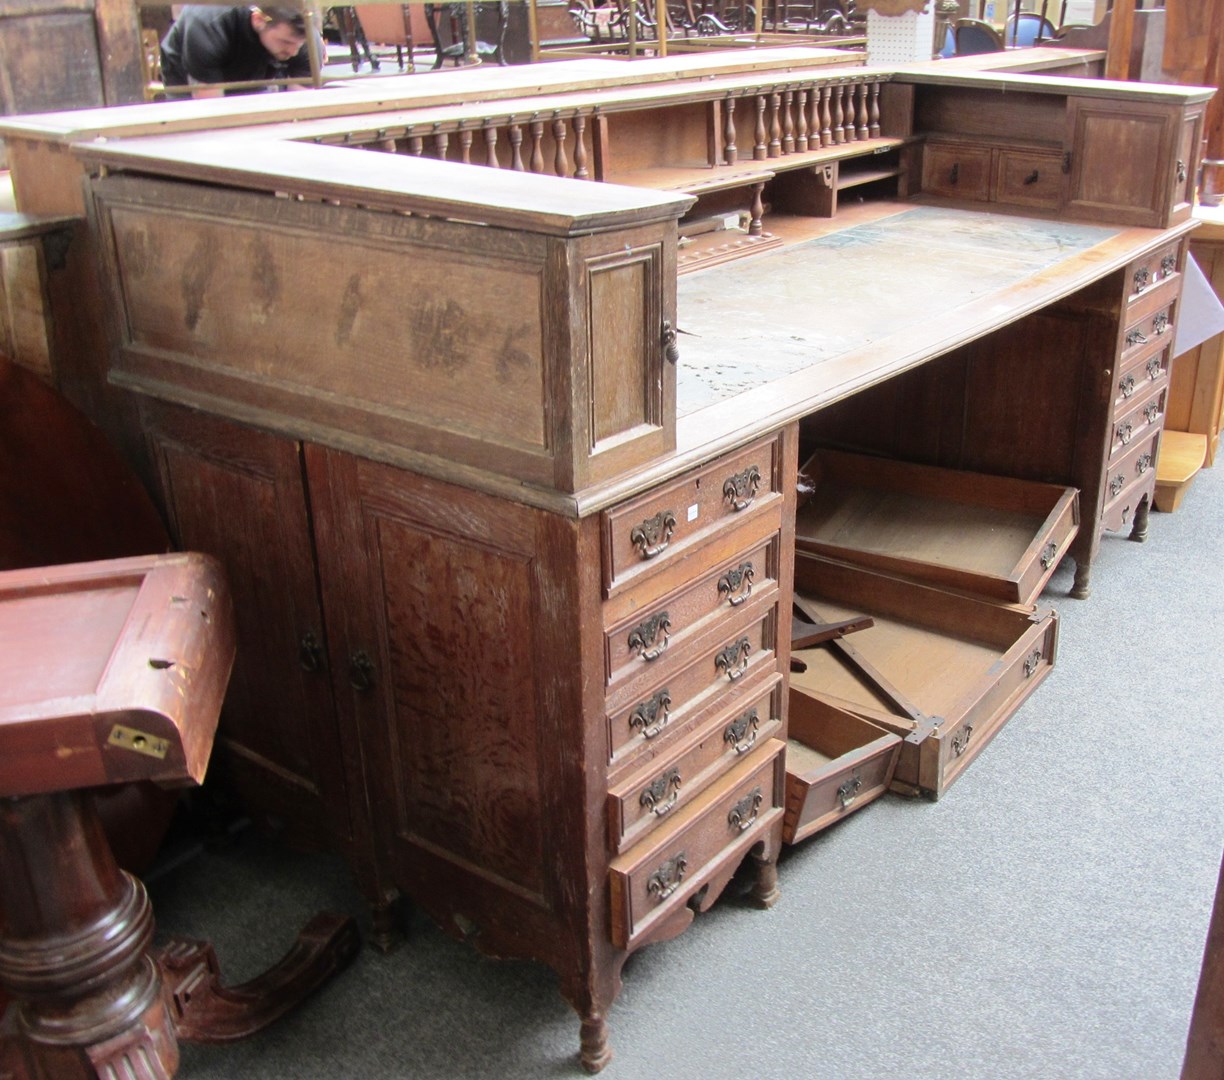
[671,204,1175,462]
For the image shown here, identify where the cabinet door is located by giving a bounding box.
[141,401,354,847]
[305,446,601,962]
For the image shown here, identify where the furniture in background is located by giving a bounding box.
[953,17,1003,53]
[1003,10,1056,45]
[1182,848,1224,1080]
[0,553,359,1079]
[352,3,423,69]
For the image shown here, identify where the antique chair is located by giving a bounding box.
[1004,11,1056,45]
[953,17,1004,54]
[352,3,425,70]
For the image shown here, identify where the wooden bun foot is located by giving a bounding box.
[579,1014,612,1074]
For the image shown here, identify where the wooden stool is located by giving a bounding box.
[0,554,359,1080]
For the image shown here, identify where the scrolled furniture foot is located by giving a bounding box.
[158,912,360,1043]
[579,1014,612,1074]
[1069,561,1091,600]
[368,895,402,954]
[1129,495,1150,542]
[747,852,781,909]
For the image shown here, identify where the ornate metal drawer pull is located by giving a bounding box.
[1110,473,1125,497]
[1133,266,1151,293]
[640,768,682,817]
[951,723,973,757]
[1177,159,1188,183]
[1160,254,1177,276]
[628,611,671,661]
[717,561,755,607]
[837,773,863,809]
[349,650,375,692]
[1144,402,1160,425]
[1039,542,1058,570]
[1153,311,1170,336]
[629,688,672,740]
[299,631,324,672]
[1136,453,1152,475]
[1023,648,1043,678]
[630,509,677,560]
[1125,330,1147,348]
[723,464,762,512]
[724,707,760,754]
[715,637,751,681]
[661,319,679,365]
[1117,421,1133,446]
[728,786,763,832]
[647,853,687,903]
[1023,169,1040,185]
[1119,373,1136,398]
[949,162,959,185]
[1146,356,1162,380]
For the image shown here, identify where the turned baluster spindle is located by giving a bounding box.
[796,89,809,152]
[832,85,845,144]
[434,130,449,159]
[552,117,569,177]
[782,90,795,154]
[724,96,738,164]
[753,93,768,160]
[379,137,397,153]
[748,181,765,237]
[408,133,425,156]
[509,123,525,170]
[572,115,589,179]
[869,81,881,138]
[856,83,869,140]
[768,92,782,158]
[819,85,833,147]
[459,127,473,164]
[529,119,546,173]
[483,124,500,168]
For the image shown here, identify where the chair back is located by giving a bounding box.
[353,4,419,47]
[953,17,1004,54]
[1004,11,1056,45]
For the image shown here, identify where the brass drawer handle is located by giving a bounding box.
[1177,159,1188,184]
[1133,266,1151,293]
[1146,356,1162,381]
[1161,254,1177,276]
[1040,541,1058,570]
[639,768,682,817]
[1144,402,1160,425]
[349,650,375,692]
[715,637,751,681]
[1153,311,1170,336]
[717,561,755,607]
[1023,648,1043,678]
[1110,473,1125,497]
[1125,330,1147,348]
[299,631,325,672]
[1119,374,1136,398]
[647,853,687,903]
[630,509,677,560]
[951,723,973,757]
[1136,453,1153,475]
[723,464,762,512]
[724,706,760,754]
[728,786,763,832]
[628,611,671,662]
[629,688,672,740]
[837,773,862,809]
[1117,421,1133,446]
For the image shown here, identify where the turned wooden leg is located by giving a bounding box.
[579,1014,612,1074]
[1070,560,1091,600]
[0,791,178,1080]
[1130,494,1151,542]
[747,850,781,909]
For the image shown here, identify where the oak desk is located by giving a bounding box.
[0,48,1211,1071]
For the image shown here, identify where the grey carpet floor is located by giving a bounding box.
[151,460,1224,1080]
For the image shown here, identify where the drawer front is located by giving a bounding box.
[922,142,992,201]
[1110,383,1167,462]
[993,149,1064,209]
[1118,300,1174,378]
[604,533,779,692]
[602,435,785,599]
[606,598,779,765]
[1102,430,1159,531]
[608,674,784,854]
[1116,345,1171,411]
[1125,240,1182,305]
[923,609,1057,798]
[608,739,785,948]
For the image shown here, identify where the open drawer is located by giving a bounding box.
[790,552,1058,800]
[783,687,901,845]
[795,449,1079,606]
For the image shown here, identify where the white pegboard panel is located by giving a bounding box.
[865,8,939,65]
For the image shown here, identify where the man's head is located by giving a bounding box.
[250,5,307,62]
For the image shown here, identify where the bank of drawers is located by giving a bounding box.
[1103,240,1183,530]
[600,433,788,946]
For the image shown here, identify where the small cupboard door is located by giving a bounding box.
[304,445,600,958]
[141,400,355,847]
